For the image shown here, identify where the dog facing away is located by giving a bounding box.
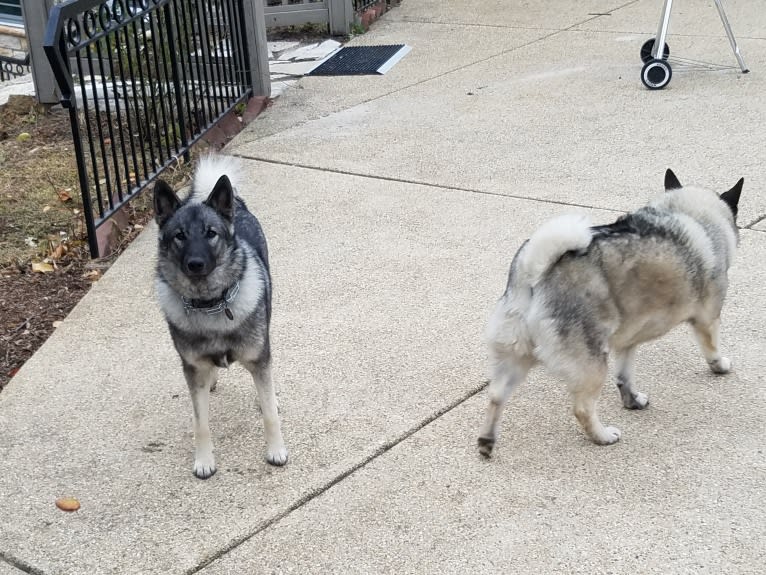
[479,170,743,456]
[154,155,287,478]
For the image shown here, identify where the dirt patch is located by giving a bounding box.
[0,259,91,390]
[0,216,155,391]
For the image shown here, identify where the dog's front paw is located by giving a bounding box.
[709,357,731,374]
[477,436,495,458]
[193,453,217,479]
[593,426,621,445]
[266,447,288,466]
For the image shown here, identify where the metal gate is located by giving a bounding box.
[0,53,30,81]
[43,0,263,257]
[264,0,352,35]
[264,0,327,28]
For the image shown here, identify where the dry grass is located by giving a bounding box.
[0,96,84,265]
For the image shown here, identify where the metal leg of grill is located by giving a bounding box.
[653,0,673,60]
[713,0,749,73]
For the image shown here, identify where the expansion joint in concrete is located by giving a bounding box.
[186,381,488,574]
[744,213,766,229]
[0,554,45,575]
[251,0,641,143]
[232,155,629,215]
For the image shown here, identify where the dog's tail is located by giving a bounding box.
[514,214,592,288]
[192,154,244,199]
[487,214,592,356]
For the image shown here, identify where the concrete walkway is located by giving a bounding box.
[2,1,765,573]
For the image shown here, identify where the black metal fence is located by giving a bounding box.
[0,53,30,82]
[44,0,253,257]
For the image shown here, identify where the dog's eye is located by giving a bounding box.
[206,229,217,239]
[175,231,186,241]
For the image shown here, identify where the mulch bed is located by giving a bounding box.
[0,259,92,390]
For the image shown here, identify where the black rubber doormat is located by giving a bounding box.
[308,44,411,76]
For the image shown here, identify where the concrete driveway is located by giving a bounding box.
[1,1,764,573]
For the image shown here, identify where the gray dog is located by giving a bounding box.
[479,170,743,455]
[154,155,287,478]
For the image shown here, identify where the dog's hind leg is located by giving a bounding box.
[615,347,649,409]
[182,359,218,479]
[691,317,731,374]
[478,354,532,457]
[243,359,288,466]
[568,359,621,445]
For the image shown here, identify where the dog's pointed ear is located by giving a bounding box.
[664,169,682,191]
[154,180,181,226]
[205,175,234,221]
[720,178,744,217]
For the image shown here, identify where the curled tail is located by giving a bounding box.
[514,214,593,288]
[487,214,593,353]
[191,154,244,199]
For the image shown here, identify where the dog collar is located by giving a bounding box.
[182,282,240,320]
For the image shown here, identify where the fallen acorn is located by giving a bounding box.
[55,497,80,512]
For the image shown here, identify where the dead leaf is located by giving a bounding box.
[82,269,101,281]
[51,243,67,260]
[8,368,19,378]
[104,138,111,146]
[73,208,81,215]
[55,497,80,512]
[31,262,55,273]
[57,189,72,202]
[42,205,51,213]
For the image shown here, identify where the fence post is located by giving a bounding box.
[328,0,353,36]
[20,0,60,104]
[242,0,271,97]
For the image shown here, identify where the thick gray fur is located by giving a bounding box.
[479,170,743,456]
[154,155,287,478]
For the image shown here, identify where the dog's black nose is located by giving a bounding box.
[186,258,206,275]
